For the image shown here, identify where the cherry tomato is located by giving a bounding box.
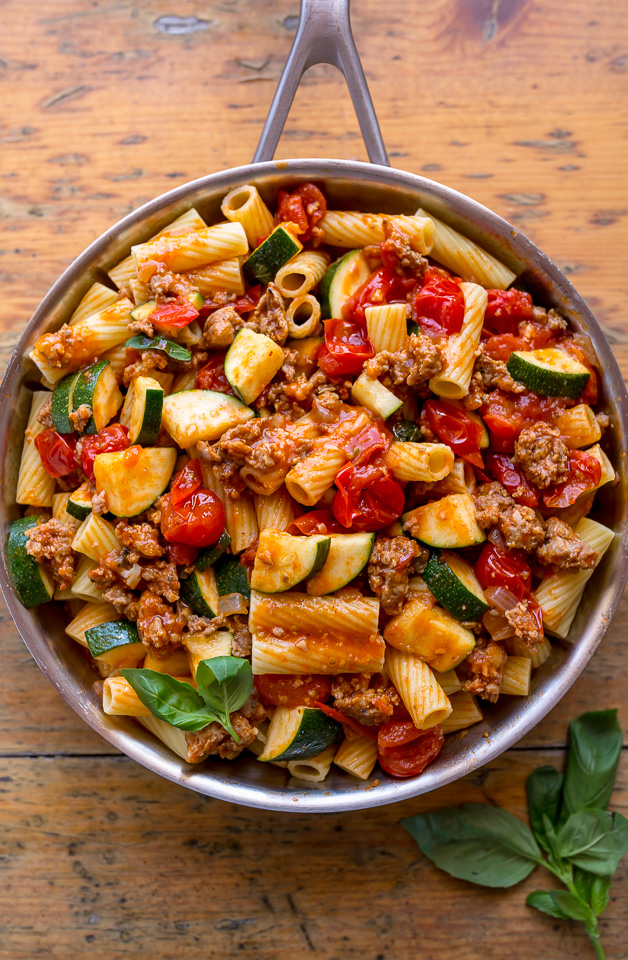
[481,390,563,453]
[170,459,202,509]
[348,418,392,467]
[275,183,327,242]
[377,718,422,751]
[344,267,415,326]
[315,701,378,740]
[377,725,444,778]
[161,488,226,548]
[167,542,199,566]
[475,542,532,601]
[423,399,485,469]
[254,674,332,708]
[483,289,534,335]
[80,423,130,481]
[287,509,344,536]
[318,318,374,377]
[332,459,405,532]
[543,449,602,508]
[482,334,528,362]
[413,268,464,337]
[34,429,77,478]
[150,297,199,330]
[486,452,539,507]
[199,285,262,318]
[195,352,234,394]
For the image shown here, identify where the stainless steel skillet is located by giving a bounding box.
[1,0,626,812]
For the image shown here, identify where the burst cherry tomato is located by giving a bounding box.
[423,399,485,469]
[483,289,534,335]
[486,452,539,507]
[149,297,199,330]
[199,285,262,318]
[377,718,422,751]
[161,485,226,548]
[315,701,378,740]
[255,675,332,708]
[34,429,77,478]
[167,542,199,566]
[332,459,405,532]
[543,449,602,508]
[377,724,444,778]
[475,542,532,601]
[344,267,415,326]
[413,268,465,337]
[481,390,563,453]
[318,318,374,377]
[170,459,202,508]
[287,509,344,536]
[482,334,528,362]
[80,423,130,481]
[275,183,327,242]
[195,352,234,394]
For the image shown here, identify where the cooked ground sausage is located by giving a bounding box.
[363,333,443,388]
[459,637,507,702]
[505,600,544,649]
[537,516,599,570]
[513,422,570,490]
[25,518,77,590]
[367,536,423,615]
[331,674,400,726]
[473,482,545,551]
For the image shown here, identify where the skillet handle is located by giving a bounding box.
[253,0,389,166]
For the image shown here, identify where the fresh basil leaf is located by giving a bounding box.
[195,656,254,742]
[121,668,215,731]
[402,804,541,888]
[526,766,563,850]
[526,889,592,923]
[556,809,628,876]
[572,866,595,904]
[590,875,612,916]
[561,710,622,820]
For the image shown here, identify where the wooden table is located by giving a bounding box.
[1,2,626,957]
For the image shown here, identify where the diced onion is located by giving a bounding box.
[485,585,520,614]
[483,608,515,641]
[217,592,248,616]
[121,563,142,589]
[487,528,507,551]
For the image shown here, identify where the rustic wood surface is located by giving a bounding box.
[0,1,627,958]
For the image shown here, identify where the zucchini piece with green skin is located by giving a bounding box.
[506,347,590,399]
[66,481,93,521]
[93,446,177,518]
[130,291,205,323]
[224,328,284,405]
[214,554,250,598]
[259,706,341,762]
[195,529,231,572]
[119,375,164,445]
[242,223,302,285]
[125,334,191,362]
[402,493,485,549]
[180,567,219,618]
[320,249,370,320]
[306,532,375,595]
[251,530,331,593]
[7,517,55,608]
[51,371,81,434]
[350,371,402,420]
[85,620,145,666]
[72,360,123,434]
[393,420,422,443]
[384,594,476,673]
[422,550,489,621]
[161,389,254,447]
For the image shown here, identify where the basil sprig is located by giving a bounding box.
[402,710,627,960]
[121,656,253,741]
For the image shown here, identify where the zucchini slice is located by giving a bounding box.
[384,594,477,673]
[51,371,81,434]
[93,446,177,517]
[422,551,489,621]
[506,347,590,399]
[224,329,284,405]
[259,706,341,762]
[251,530,330,593]
[7,516,55,608]
[72,360,123,434]
[393,420,422,443]
[214,554,250,598]
[125,334,192,363]
[85,619,145,666]
[242,223,302,285]
[350,371,402,420]
[161,389,254,447]
[66,481,94,521]
[119,375,164,445]
[403,494,486,548]
[180,567,220,618]
[196,529,231,572]
[306,532,375,595]
[320,249,371,320]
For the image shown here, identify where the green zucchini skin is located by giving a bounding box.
[260,706,341,762]
[392,420,422,443]
[506,348,590,399]
[180,568,219,618]
[242,225,302,285]
[85,620,140,657]
[66,482,93,521]
[72,360,109,434]
[214,554,250,598]
[8,517,54,608]
[51,371,80,434]
[196,529,231,572]
[422,551,490,622]
[320,249,370,320]
[250,531,331,593]
[125,334,191,362]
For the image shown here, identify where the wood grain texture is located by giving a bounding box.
[0,1,627,957]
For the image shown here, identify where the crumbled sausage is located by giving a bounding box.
[363,333,443,388]
[140,560,180,603]
[102,584,140,621]
[25,518,77,590]
[185,695,266,762]
[36,394,53,428]
[245,282,288,343]
[473,482,545,551]
[123,350,167,387]
[331,674,400,726]
[128,313,155,337]
[463,370,488,411]
[33,324,78,368]
[521,306,568,337]
[367,536,423,615]
[513,422,570,490]
[476,352,525,393]
[381,219,428,277]
[459,637,507,702]
[201,305,244,349]
[596,411,610,432]
[473,481,513,529]
[115,520,164,558]
[537,516,599,570]
[505,600,544,649]
[229,615,253,658]
[69,403,93,433]
[136,589,185,655]
[91,488,108,515]
[138,260,198,301]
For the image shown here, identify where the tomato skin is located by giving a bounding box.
[486,452,539,507]
[481,390,563,453]
[344,267,415,327]
[318,318,374,377]
[80,423,130,481]
[483,289,534,335]
[275,183,327,243]
[170,460,202,508]
[254,674,331,709]
[332,460,405,532]
[195,352,234,394]
[475,542,532,601]
[377,725,444,778]
[199,285,262,318]
[543,449,602,508]
[377,718,422,751]
[315,701,378,740]
[150,297,199,330]
[482,334,528,362]
[161,488,226,548]
[423,399,485,469]
[34,429,77,478]
[413,268,464,337]
[167,542,199,566]
[287,509,344,536]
